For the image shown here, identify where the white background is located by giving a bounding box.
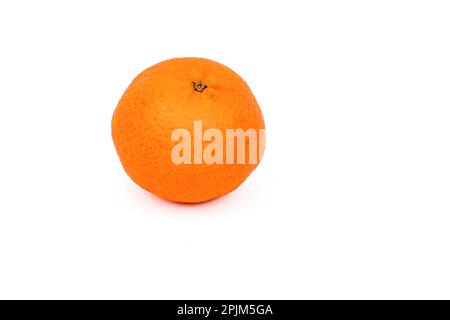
[0,1,449,299]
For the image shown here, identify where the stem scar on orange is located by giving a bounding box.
[112,57,265,203]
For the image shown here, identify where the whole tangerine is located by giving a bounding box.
[112,57,265,203]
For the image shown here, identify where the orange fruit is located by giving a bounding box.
[112,57,265,203]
